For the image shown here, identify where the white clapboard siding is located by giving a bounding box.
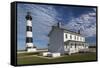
[64,33,85,42]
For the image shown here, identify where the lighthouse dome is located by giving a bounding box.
[25,12,32,20]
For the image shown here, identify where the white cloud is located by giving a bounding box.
[63,11,96,37]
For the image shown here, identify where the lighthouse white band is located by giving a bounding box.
[26,31,32,37]
[26,43,33,47]
[27,20,32,26]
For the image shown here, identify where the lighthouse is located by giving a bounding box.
[25,12,37,52]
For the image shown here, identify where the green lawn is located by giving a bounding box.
[17,52,96,65]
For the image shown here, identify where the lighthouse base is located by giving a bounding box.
[26,48,37,52]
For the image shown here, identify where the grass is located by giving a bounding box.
[17,52,97,65]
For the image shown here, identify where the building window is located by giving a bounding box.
[75,36,76,40]
[71,43,73,48]
[80,37,82,41]
[82,44,84,46]
[83,38,85,41]
[77,36,79,40]
[70,43,73,48]
[70,35,72,39]
[66,34,67,38]
[75,43,76,48]
[75,36,77,40]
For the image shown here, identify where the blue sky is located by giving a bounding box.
[17,3,97,50]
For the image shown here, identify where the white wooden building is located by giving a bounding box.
[48,23,89,55]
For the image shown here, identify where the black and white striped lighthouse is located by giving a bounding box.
[25,12,36,52]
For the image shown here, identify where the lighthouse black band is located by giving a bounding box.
[27,26,32,31]
[26,37,33,43]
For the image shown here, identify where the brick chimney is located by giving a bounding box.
[57,22,61,28]
[78,30,81,34]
